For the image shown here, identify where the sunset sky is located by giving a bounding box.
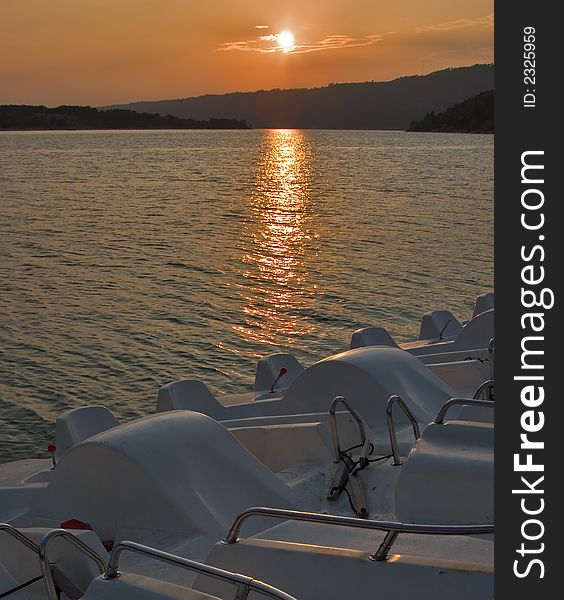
[1,0,493,106]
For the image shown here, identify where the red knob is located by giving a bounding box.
[47,444,57,455]
[280,368,288,376]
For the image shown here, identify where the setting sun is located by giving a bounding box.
[277,30,295,52]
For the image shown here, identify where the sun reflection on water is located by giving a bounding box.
[234,129,320,347]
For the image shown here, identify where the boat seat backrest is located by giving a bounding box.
[472,293,494,319]
[55,406,119,457]
[156,380,224,416]
[418,310,462,341]
[349,327,398,349]
[395,420,493,524]
[254,353,304,394]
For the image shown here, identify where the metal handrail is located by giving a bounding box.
[222,507,494,562]
[105,540,297,600]
[473,379,495,401]
[0,523,39,554]
[385,395,421,465]
[329,396,369,463]
[38,529,107,600]
[434,398,495,425]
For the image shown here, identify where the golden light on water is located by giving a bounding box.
[234,129,319,347]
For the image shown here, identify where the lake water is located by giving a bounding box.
[0,129,493,461]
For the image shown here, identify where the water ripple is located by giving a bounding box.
[0,129,493,461]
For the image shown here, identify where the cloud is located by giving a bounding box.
[418,14,493,33]
[218,33,382,55]
[218,14,491,57]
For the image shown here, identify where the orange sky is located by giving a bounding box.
[0,0,493,106]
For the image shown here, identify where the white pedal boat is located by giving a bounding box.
[351,292,494,361]
[1,347,493,600]
[153,293,494,415]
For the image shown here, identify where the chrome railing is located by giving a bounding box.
[105,540,297,600]
[385,395,421,465]
[473,379,495,401]
[222,507,493,562]
[434,398,495,425]
[329,396,370,465]
[0,523,39,554]
[38,529,106,600]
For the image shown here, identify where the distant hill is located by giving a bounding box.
[408,90,493,133]
[106,64,493,130]
[0,105,249,130]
